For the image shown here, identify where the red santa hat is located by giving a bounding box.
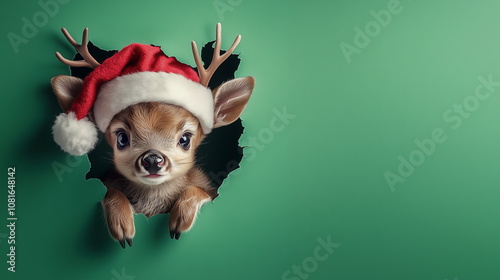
[52,43,214,156]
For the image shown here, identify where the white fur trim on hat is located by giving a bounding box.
[94,72,214,134]
[52,112,99,156]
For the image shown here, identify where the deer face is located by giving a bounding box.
[51,25,255,174]
[105,103,205,185]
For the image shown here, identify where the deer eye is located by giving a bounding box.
[179,132,192,150]
[116,129,129,150]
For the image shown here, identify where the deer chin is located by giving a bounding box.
[135,172,172,186]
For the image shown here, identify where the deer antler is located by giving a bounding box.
[55,27,100,68]
[191,23,241,87]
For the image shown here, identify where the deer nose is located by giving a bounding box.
[140,150,165,174]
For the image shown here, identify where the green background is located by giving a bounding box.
[2,0,500,279]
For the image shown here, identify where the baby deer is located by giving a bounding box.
[50,24,254,248]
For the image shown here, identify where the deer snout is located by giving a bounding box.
[139,150,168,175]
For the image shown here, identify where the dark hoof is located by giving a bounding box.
[170,231,181,240]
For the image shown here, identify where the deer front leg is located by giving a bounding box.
[102,187,135,248]
[169,186,212,240]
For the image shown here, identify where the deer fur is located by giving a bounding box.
[51,75,254,247]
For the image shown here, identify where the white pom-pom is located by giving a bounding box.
[52,112,99,156]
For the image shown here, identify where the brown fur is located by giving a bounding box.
[51,75,254,246]
[101,187,135,241]
[102,103,217,241]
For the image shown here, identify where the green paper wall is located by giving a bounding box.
[1,1,500,279]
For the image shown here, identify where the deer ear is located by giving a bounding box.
[51,75,83,113]
[212,76,255,129]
